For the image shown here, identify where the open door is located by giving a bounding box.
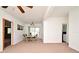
[62,24,67,43]
[3,19,11,49]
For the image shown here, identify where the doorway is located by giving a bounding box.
[62,24,67,43]
[3,19,11,49]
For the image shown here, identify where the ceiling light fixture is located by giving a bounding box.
[30,22,35,26]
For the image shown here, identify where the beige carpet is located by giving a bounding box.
[3,39,78,53]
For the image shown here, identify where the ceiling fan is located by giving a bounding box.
[2,6,33,13]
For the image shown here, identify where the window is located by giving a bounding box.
[30,27,40,37]
[7,28,11,34]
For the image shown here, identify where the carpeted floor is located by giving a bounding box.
[3,39,78,53]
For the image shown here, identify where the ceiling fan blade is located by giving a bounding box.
[2,6,8,8]
[17,6,25,13]
[27,6,33,9]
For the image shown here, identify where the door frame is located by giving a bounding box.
[2,18,14,50]
[62,24,68,44]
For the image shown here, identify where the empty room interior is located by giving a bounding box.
[0,6,79,53]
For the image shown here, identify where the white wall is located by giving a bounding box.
[0,9,25,51]
[43,17,68,43]
[69,7,79,51]
[14,19,25,44]
[39,23,43,39]
[24,24,29,34]
[0,9,13,51]
[0,17,2,51]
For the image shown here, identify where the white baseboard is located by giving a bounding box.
[69,45,79,52]
[14,39,24,45]
[0,48,3,52]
